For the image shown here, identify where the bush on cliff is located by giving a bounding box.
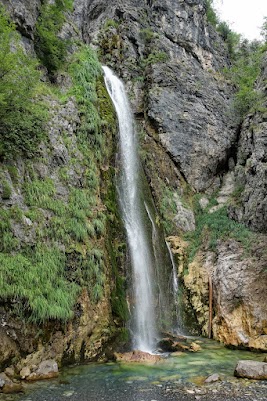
[35,0,73,76]
[0,6,47,159]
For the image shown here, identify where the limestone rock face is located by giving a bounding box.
[1,0,41,39]
[212,241,267,351]
[230,53,267,233]
[82,0,236,191]
[179,240,267,351]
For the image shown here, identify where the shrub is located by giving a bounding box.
[35,0,73,75]
[185,203,252,261]
[68,45,102,137]
[205,0,219,26]
[2,180,11,200]
[0,246,79,322]
[224,41,264,119]
[141,51,169,67]
[0,6,47,159]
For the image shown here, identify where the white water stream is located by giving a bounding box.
[103,66,157,352]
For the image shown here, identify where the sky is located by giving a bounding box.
[213,0,267,41]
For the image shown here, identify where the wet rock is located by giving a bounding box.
[0,376,5,388]
[190,342,201,352]
[205,373,220,383]
[158,336,201,353]
[27,359,59,381]
[4,367,15,379]
[19,366,31,380]
[234,360,267,380]
[0,373,23,394]
[0,328,19,368]
[158,337,189,352]
[114,350,162,364]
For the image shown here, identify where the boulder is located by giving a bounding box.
[190,342,201,352]
[234,360,267,380]
[20,366,31,380]
[158,337,189,352]
[4,367,15,379]
[0,373,23,394]
[114,350,161,364]
[205,373,220,383]
[27,360,59,381]
[158,335,201,353]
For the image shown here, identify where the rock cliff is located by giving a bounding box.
[230,53,267,233]
[0,0,266,370]
[81,0,266,351]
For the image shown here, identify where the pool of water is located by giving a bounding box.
[1,339,266,401]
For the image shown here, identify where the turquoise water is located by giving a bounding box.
[2,339,266,401]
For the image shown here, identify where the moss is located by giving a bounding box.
[2,180,11,199]
[104,19,120,30]
[6,165,19,183]
[96,78,117,132]
[141,51,169,67]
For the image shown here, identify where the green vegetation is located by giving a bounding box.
[158,183,177,235]
[0,0,127,328]
[104,19,120,31]
[0,41,118,322]
[141,50,169,67]
[0,6,47,159]
[140,28,156,43]
[2,180,11,200]
[185,198,252,261]
[205,0,219,27]
[68,46,102,146]
[204,1,266,120]
[224,42,264,118]
[0,246,78,322]
[35,0,73,75]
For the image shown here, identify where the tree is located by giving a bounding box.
[260,16,267,43]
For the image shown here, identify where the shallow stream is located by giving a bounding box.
[1,339,267,401]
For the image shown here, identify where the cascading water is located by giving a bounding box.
[103,66,180,352]
[166,241,184,334]
[103,66,157,352]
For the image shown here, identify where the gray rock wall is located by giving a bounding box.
[230,53,267,233]
[81,0,237,191]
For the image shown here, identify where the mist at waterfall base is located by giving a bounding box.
[103,66,180,352]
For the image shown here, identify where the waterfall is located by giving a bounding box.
[103,66,178,352]
[103,66,157,352]
[166,241,184,334]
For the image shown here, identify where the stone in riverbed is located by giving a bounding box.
[114,350,162,364]
[158,336,201,353]
[205,373,220,383]
[234,360,267,380]
[26,359,59,381]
